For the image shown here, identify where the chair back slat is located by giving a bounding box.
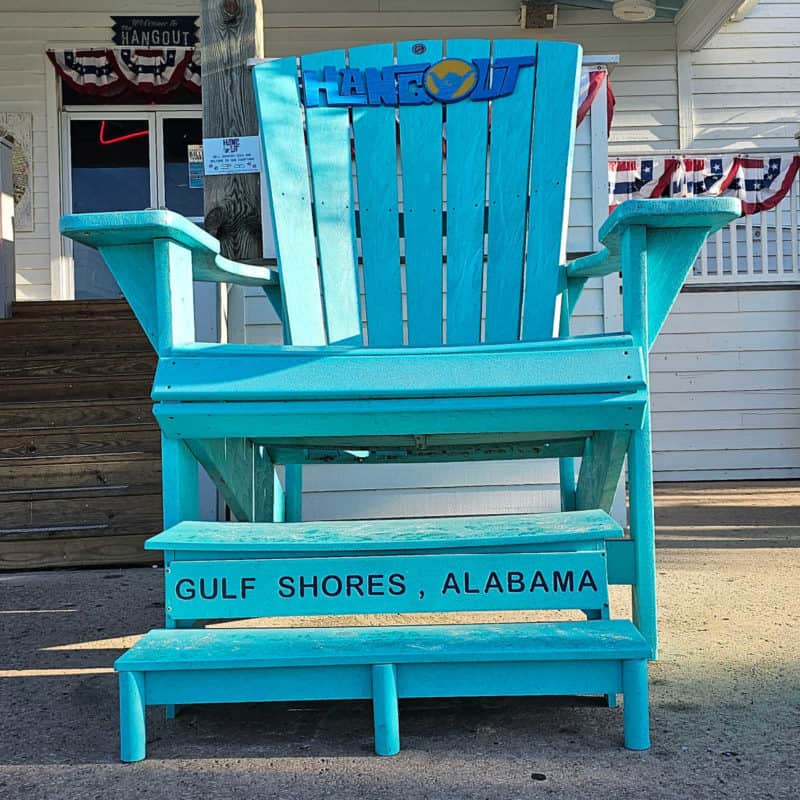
[523,41,582,341]
[349,43,404,347]
[483,39,538,344]
[442,38,490,347]
[252,57,326,346]
[397,40,444,347]
[253,39,582,349]
[301,50,363,345]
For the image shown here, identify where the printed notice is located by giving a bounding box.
[187,144,204,189]
[202,136,261,175]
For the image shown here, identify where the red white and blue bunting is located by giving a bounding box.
[610,154,800,216]
[47,48,201,96]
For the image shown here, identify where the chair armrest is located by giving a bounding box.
[60,210,278,288]
[565,198,741,347]
[60,210,278,353]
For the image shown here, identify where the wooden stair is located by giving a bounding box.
[0,300,162,569]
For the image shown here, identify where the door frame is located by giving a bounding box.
[58,105,201,300]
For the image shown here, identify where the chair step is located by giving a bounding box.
[117,620,649,670]
[114,620,651,761]
[149,511,620,622]
[146,509,623,554]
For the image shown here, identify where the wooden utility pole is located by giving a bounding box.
[200,0,264,260]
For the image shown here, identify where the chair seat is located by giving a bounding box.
[153,334,644,402]
[153,335,647,442]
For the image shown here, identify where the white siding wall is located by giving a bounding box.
[0,1,199,300]
[646,0,800,481]
[651,289,800,480]
[691,0,800,151]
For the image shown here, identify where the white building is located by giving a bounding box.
[0,0,797,562]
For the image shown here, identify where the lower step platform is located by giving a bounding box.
[114,619,651,761]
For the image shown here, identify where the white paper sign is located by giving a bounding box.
[203,136,261,175]
[187,143,204,188]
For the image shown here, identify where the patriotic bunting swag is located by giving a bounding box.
[610,154,800,216]
[47,48,201,96]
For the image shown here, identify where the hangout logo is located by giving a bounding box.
[302,54,537,108]
[423,58,479,103]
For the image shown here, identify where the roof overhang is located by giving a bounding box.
[675,0,757,51]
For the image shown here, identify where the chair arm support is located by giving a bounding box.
[60,210,278,288]
[60,210,278,354]
[565,198,741,348]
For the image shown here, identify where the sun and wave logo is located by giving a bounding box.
[423,58,478,103]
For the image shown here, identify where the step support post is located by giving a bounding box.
[119,671,147,762]
[372,664,400,756]
[622,659,650,750]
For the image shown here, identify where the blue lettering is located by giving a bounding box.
[339,68,367,105]
[364,67,397,106]
[302,66,343,107]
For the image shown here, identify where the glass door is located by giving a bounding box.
[66,115,155,298]
[158,113,203,223]
[63,109,202,298]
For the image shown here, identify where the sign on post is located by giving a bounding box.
[187,144,204,189]
[202,136,262,176]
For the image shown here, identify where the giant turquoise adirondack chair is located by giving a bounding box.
[61,40,740,762]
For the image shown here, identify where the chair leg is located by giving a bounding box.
[622,659,650,750]
[272,467,286,522]
[285,464,303,522]
[161,435,199,528]
[628,418,658,657]
[558,457,576,511]
[372,664,400,756]
[119,672,147,762]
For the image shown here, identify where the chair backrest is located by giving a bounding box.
[253,39,582,348]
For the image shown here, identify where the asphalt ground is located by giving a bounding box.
[1,481,798,799]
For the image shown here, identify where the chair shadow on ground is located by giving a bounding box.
[653,480,800,549]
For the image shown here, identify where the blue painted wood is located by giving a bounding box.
[160,436,199,529]
[154,239,195,351]
[348,43,404,346]
[621,223,657,657]
[372,665,400,756]
[284,464,303,522]
[272,469,286,522]
[252,57,327,346]
[184,438,274,523]
[114,621,649,759]
[567,197,741,347]
[301,49,363,346]
[151,342,646,401]
[138,659,622,706]
[115,620,650,671]
[119,671,146,763]
[522,41,582,341]
[268,436,586,465]
[483,39,538,344]
[147,510,622,552]
[163,550,609,619]
[444,39,490,346]
[153,391,648,441]
[397,40,444,346]
[622,659,650,750]
[61,211,276,286]
[575,431,631,513]
[605,539,634,585]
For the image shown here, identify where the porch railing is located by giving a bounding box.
[687,152,800,287]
